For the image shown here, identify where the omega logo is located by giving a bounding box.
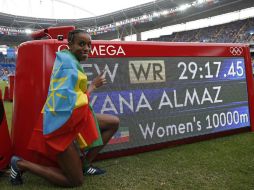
[90,45,126,56]
[57,44,69,52]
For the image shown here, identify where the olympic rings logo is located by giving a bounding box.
[229,47,243,56]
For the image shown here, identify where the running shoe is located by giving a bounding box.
[83,165,106,176]
[9,156,23,185]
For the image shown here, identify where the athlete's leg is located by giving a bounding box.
[15,143,83,187]
[86,113,119,163]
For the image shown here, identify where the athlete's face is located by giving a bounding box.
[69,33,91,62]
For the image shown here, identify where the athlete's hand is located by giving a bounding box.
[88,70,106,93]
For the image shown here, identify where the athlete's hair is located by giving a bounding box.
[68,29,88,43]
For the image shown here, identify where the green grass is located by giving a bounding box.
[0,80,12,128]
[0,80,8,95]
[4,101,12,129]
[0,132,254,189]
[1,83,254,189]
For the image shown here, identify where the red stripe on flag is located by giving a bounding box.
[28,105,99,162]
[109,136,129,145]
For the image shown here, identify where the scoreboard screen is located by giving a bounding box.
[84,56,250,152]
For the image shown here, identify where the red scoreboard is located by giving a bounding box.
[10,27,254,167]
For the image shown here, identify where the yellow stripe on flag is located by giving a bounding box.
[74,70,88,108]
[76,133,88,149]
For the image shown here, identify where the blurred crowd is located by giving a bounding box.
[147,17,254,43]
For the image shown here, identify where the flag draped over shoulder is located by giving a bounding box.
[29,50,102,159]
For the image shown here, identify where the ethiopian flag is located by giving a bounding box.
[29,50,102,159]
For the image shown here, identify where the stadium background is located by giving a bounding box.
[0,0,254,79]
